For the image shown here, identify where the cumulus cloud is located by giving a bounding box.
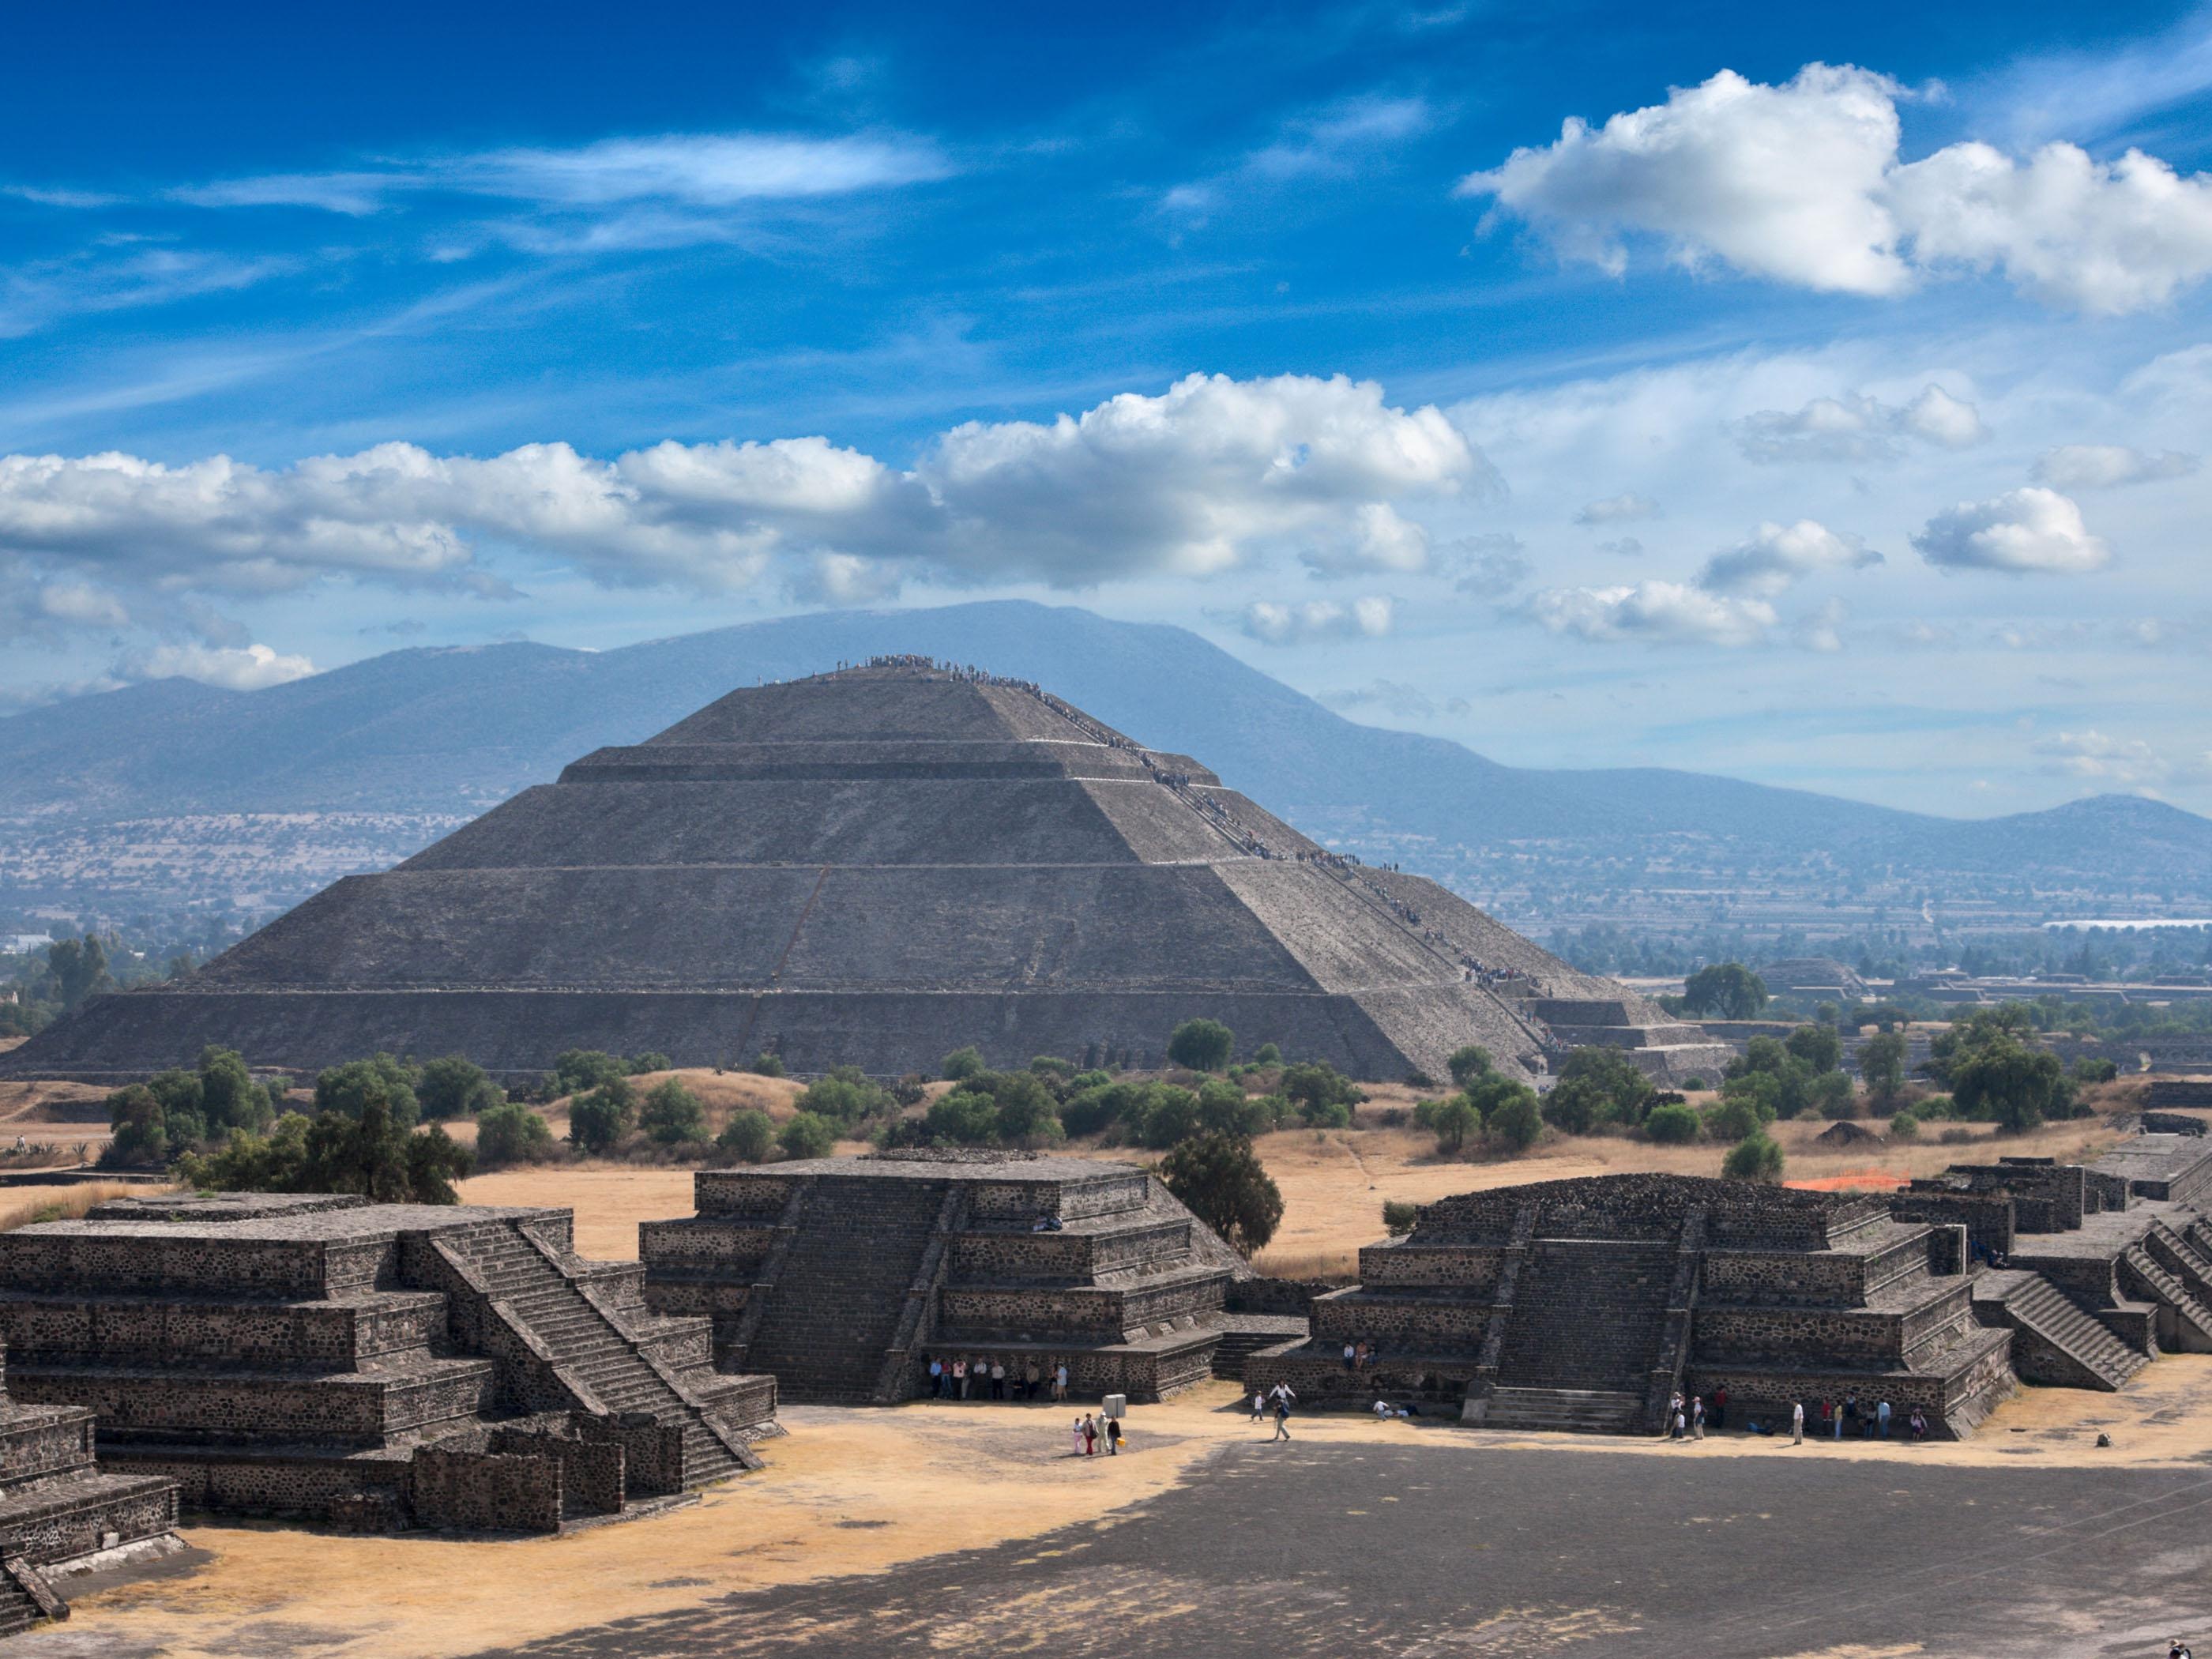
[0,374,1484,634]
[2031,729,2212,789]
[117,641,317,690]
[1733,384,1985,463]
[1574,492,1657,524]
[1462,62,2212,313]
[1911,487,2111,574]
[2031,444,2199,490]
[1696,519,1882,596]
[1524,580,1775,646]
[1239,596,1395,645]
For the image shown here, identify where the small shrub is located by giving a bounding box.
[416,1055,496,1123]
[1721,1132,1785,1183]
[1166,1018,1235,1073]
[1446,1045,1493,1089]
[940,1046,986,1082]
[777,1111,838,1160]
[1643,1102,1702,1144]
[638,1078,707,1145]
[1382,1199,1419,1236]
[626,1051,673,1076]
[717,1108,775,1164]
[749,1053,786,1078]
[567,1078,635,1153]
[924,1090,999,1146]
[1938,1126,1977,1146]
[1252,1043,1282,1066]
[476,1101,555,1168]
[554,1049,630,1097]
[1486,1091,1543,1152]
[1431,1097,1480,1155]
[1888,1111,1920,1140]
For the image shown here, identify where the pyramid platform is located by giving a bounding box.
[2,662,1729,1085]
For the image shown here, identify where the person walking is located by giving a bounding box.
[1272,1394,1292,1442]
[1082,1414,1099,1457]
[927,1356,942,1398]
[1251,1389,1266,1423]
[1791,1400,1805,1446]
[1105,1415,1122,1456]
[1691,1396,1706,1441]
[1054,1362,1069,1403]
[1070,1415,1085,1458]
[1877,1399,1892,1439]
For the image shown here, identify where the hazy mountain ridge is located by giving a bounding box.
[2,601,2206,929]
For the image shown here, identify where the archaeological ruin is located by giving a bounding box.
[0,1193,777,1535]
[1243,1124,2212,1437]
[0,659,1729,1088]
[638,1149,1272,1404]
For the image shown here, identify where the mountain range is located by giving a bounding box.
[2,600,2206,935]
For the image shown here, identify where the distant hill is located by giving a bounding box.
[2,600,2206,931]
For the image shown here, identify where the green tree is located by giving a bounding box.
[921,1090,998,1145]
[1382,1199,1419,1236]
[1721,1131,1785,1183]
[1157,1132,1283,1255]
[777,1111,839,1160]
[716,1108,776,1163]
[179,1088,472,1204]
[1952,1036,2071,1132]
[1281,1062,1363,1123]
[316,1055,422,1130]
[1784,1023,1843,1074]
[1252,1043,1282,1066]
[797,1069,891,1124]
[101,1085,171,1167]
[1446,1045,1494,1089]
[1857,1031,1908,1102]
[42,936,114,1011]
[1888,1110,1920,1140]
[1166,1018,1235,1073]
[1137,1085,1202,1149]
[626,1052,673,1075]
[1485,1089,1544,1152]
[990,1072,1062,1144]
[749,1052,786,1078]
[639,1078,707,1144]
[1702,1095,1769,1142]
[475,1101,554,1168]
[567,1077,635,1153]
[1683,962,1769,1019]
[417,1055,498,1123]
[1643,1102,1702,1144]
[1197,1078,1273,1138]
[1431,1097,1480,1155]
[940,1045,987,1082]
[554,1049,632,1096]
[2070,1055,2119,1085]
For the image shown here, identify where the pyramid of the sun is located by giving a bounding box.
[3,663,1729,1084]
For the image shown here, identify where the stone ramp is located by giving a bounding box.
[1493,1239,1676,1403]
[1973,1270,2149,1390]
[435,1220,758,1481]
[743,1178,950,1404]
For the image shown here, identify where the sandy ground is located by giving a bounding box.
[47,1364,2212,1659]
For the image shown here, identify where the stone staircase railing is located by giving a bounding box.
[1460,1203,1536,1424]
[718,1177,817,1373]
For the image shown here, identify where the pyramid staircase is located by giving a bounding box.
[1973,1270,2150,1390]
[2118,1242,2212,1352]
[1483,1240,1677,1432]
[433,1219,762,1480]
[738,1179,950,1405]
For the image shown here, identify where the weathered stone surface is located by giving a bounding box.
[2,662,1729,1085]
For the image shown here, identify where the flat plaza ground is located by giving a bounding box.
[15,1154,2212,1659]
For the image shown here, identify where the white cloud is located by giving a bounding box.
[2031,444,2199,490]
[2031,728,2212,789]
[1574,491,1657,524]
[1525,580,1776,646]
[784,550,905,605]
[0,374,1484,626]
[1597,536,1643,558]
[1738,383,1986,464]
[172,132,950,216]
[1462,64,1913,295]
[1911,487,2111,574]
[1697,519,1883,596]
[1462,62,2212,313]
[1794,596,1849,653]
[118,641,317,690]
[1240,596,1395,645]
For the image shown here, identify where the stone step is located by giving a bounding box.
[1480,1387,1645,1435]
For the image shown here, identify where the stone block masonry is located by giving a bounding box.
[0,1193,777,1537]
[640,1149,1253,1405]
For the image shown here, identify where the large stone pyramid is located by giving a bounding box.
[4,662,1729,1084]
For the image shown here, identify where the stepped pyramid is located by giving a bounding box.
[3,661,1729,1084]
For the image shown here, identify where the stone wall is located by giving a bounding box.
[409,1447,562,1534]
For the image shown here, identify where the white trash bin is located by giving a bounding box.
[1102,1393,1127,1420]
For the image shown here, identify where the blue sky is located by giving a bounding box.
[4,2,2211,815]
